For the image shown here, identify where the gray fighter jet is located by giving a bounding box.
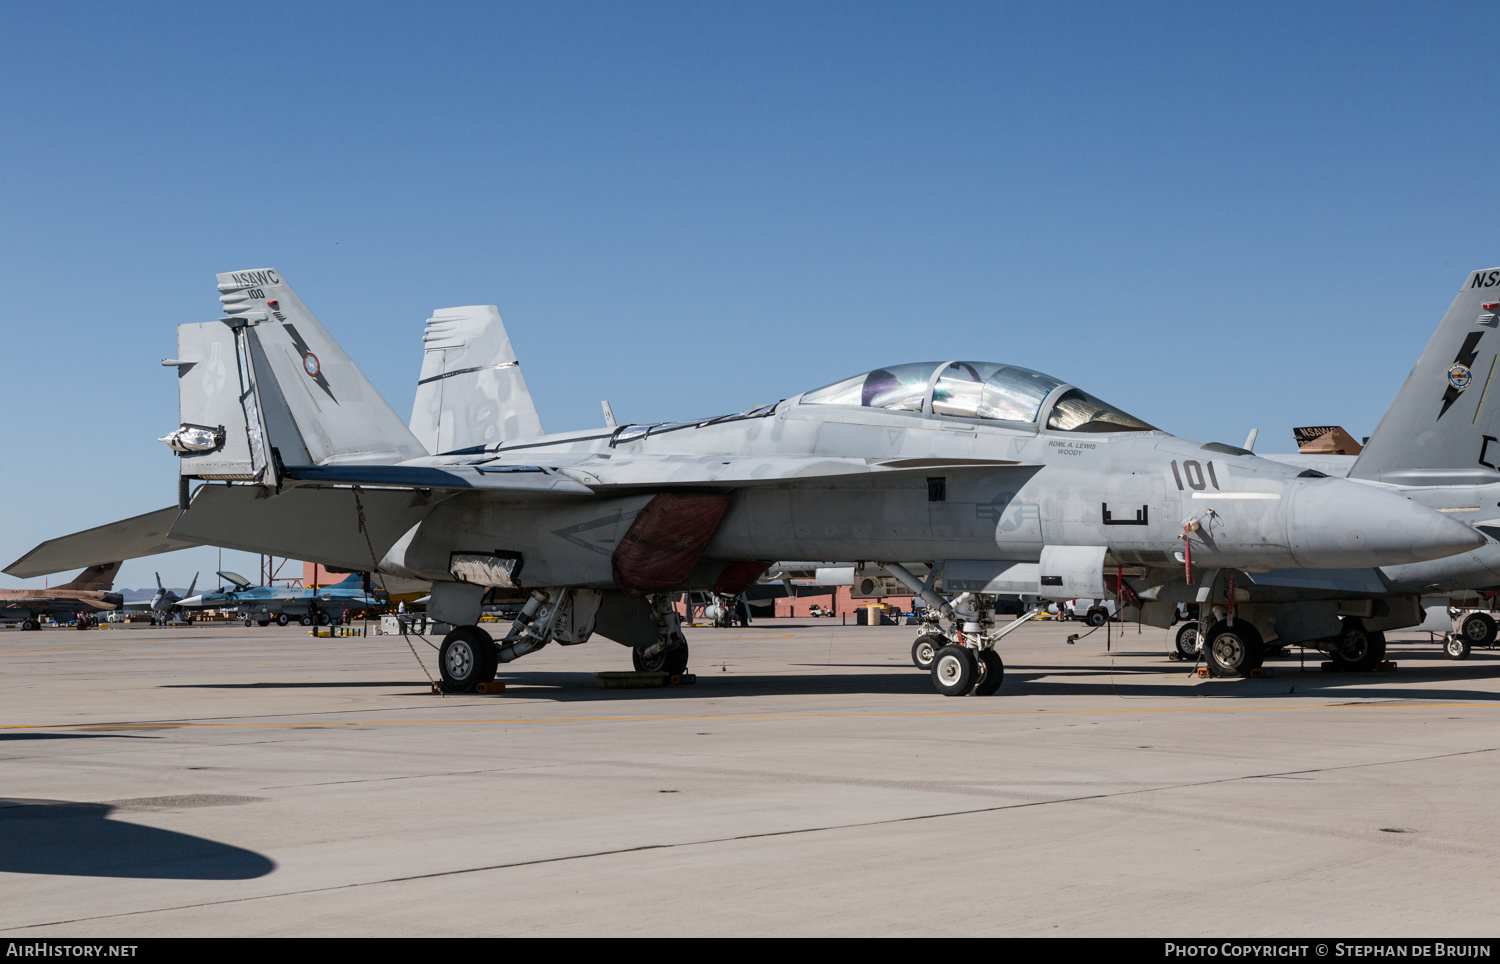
[6,270,1483,695]
[1189,266,1500,664]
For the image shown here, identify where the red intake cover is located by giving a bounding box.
[612,493,733,596]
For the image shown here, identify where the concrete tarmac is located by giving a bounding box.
[1,617,1497,937]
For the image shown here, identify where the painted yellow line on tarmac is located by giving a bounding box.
[2,700,1495,732]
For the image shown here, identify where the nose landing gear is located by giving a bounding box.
[880,562,1042,696]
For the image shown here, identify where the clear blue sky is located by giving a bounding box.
[3,1,1497,590]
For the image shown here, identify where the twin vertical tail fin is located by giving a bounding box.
[169,269,427,485]
[410,305,544,455]
[1351,268,1500,485]
[58,561,122,591]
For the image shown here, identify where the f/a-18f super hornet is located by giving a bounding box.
[0,562,123,630]
[5,269,1485,694]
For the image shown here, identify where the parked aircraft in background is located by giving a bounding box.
[1193,270,1500,663]
[177,571,388,626]
[9,269,1481,697]
[130,571,199,624]
[0,562,123,630]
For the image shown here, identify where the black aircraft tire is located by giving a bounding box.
[1461,612,1497,647]
[1447,634,1472,660]
[1204,620,1265,678]
[1174,623,1200,659]
[243,618,252,627]
[439,626,493,692]
[911,634,943,670]
[300,615,313,627]
[931,645,978,696]
[476,638,499,683]
[317,612,330,626]
[1087,609,1107,627]
[1329,619,1387,672]
[257,619,270,627]
[632,641,689,675]
[973,650,1005,695]
[276,613,289,627]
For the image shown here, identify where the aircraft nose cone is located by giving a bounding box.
[1288,479,1486,568]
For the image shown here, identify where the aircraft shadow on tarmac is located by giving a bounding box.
[0,740,158,746]
[162,681,416,689]
[0,799,275,880]
[484,662,1500,703]
[152,660,1500,703]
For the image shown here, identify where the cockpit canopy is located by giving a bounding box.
[800,361,1155,433]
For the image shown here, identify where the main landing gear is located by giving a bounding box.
[631,593,690,675]
[434,587,613,693]
[1326,617,1386,672]
[439,625,498,692]
[1202,619,1264,677]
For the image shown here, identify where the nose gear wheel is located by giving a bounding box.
[932,645,978,696]
[911,634,942,670]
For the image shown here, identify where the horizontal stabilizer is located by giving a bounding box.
[6,507,202,579]
[167,483,439,573]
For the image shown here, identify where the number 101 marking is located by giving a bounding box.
[1169,459,1219,491]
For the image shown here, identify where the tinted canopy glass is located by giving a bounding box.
[1044,389,1155,433]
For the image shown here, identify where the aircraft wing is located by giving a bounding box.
[554,455,1034,490]
[5,506,203,580]
[0,594,115,611]
[280,464,594,494]
[282,456,1035,493]
[10,457,1036,578]
[0,596,64,608]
